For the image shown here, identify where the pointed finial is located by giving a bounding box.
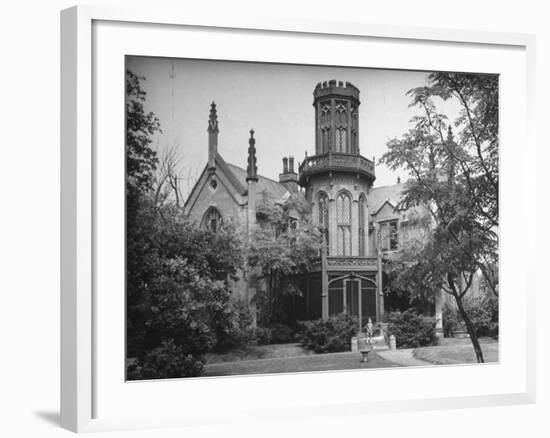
[246,129,258,182]
[208,101,219,132]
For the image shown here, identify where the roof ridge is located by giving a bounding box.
[214,153,247,195]
[371,182,406,190]
[225,161,284,186]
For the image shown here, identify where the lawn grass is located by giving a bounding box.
[413,337,498,365]
[203,343,313,364]
[203,350,399,376]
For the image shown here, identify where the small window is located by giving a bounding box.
[202,207,223,233]
[379,220,399,251]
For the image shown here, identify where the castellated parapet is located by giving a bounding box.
[313,80,360,104]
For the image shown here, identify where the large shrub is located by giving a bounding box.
[127,339,204,380]
[464,295,498,338]
[126,197,251,378]
[386,309,437,348]
[214,299,256,352]
[298,314,359,353]
[254,327,272,345]
[267,323,294,344]
[254,323,295,345]
[443,295,498,338]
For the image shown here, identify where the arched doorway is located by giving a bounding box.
[328,274,377,328]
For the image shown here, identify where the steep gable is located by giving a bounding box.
[183,155,248,223]
[184,152,291,227]
[368,182,407,216]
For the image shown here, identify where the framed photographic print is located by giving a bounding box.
[61,5,536,433]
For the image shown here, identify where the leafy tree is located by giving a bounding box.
[380,72,499,363]
[125,71,250,378]
[126,69,160,193]
[247,195,321,325]
[126,69,162,358]
[398,73,499,296]
[126,194,248,371]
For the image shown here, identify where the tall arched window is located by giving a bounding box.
[358,194,366,256]
[335,127,347,153]
[317,192,330,254]
[321,127,331,152]
[336,192,352,256]
[202,207,222,233]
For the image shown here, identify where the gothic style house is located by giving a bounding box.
[184,80,428,327]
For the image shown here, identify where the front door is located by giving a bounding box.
[346,279,377,328]
[345,279,360,317]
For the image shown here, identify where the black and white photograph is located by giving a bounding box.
[125,56,499,380]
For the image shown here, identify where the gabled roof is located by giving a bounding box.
[214,153,247,195]
[369,182,407,215]
[183,152,290,213]
[225,162,289,201]
[183,152,248,212]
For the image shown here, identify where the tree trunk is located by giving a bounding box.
[447,273,484,363]
[453,292,485,363]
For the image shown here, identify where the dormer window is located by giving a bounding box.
[379,220,399,251]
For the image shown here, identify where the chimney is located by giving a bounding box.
[279,154,299,193]
[207,101,219,170]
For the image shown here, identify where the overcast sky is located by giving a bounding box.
[127,56,460,198]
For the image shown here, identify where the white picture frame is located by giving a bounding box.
[60,5,536,433]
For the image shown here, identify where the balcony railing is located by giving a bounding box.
[326,256,378,269]
[298,152,375,184]
[310,256,378,271]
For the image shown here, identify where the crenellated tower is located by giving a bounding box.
[299,80,381,322]
[314,80,360,155]
[299,80,376,258]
